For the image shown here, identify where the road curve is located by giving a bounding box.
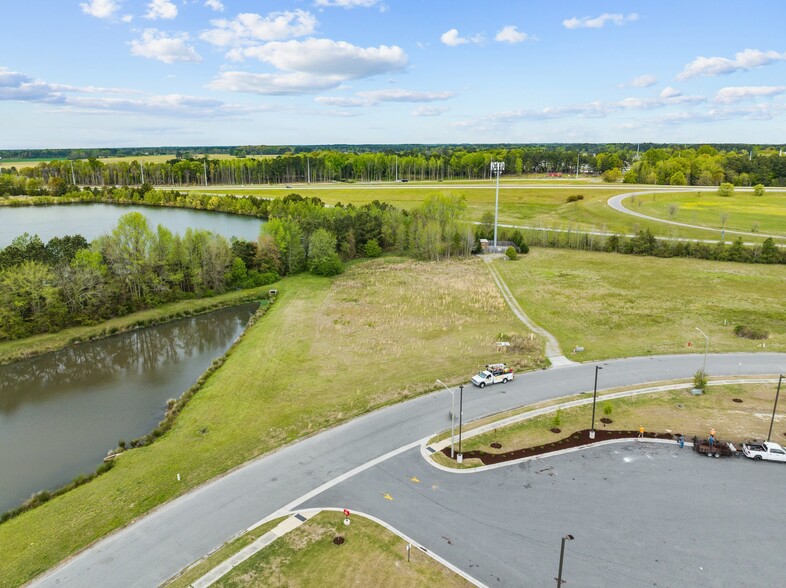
[607,189,786,240]
[30,353,786,587]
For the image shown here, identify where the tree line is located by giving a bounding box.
[4,144,786,190]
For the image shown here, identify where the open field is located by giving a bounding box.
[445,382,783,469]
[0,256,541,587]
[185,183,781,243]
[198,512,470,588]
[623,189,786,237]
[494,248,786,362]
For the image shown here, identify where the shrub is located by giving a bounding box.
[519,242,529,254]
[718,182,735,197]
[551,408,562,428]
[693,369,708,390]
[313,255,344,276]
[364,238,382,258]
[603,402,613,417]
[566,194,584,203]
[505,246,518,260]
[734,324,769,340]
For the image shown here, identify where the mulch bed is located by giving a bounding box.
[442,429,676,465]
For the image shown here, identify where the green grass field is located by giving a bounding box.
[0,256,541,587]
[185,183,780,243]
[623,189,786,237]
[203,512,470,588]
[494,248,786,361]
[447,382,782,470]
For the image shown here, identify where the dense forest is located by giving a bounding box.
[2,144,786,189]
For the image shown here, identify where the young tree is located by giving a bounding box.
[308,228,343,275]
[718,182,735,197]
[753,183,765,197]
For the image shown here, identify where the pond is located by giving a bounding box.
[0,203,264,247]
[0,303,257,513]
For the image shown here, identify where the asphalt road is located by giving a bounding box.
[304,442,786,587]
[30,353,786,587]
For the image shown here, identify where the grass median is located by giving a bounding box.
[208,512,471,588]
[495,248,786,361]
[0,256,542,587]
[432,381,783,469]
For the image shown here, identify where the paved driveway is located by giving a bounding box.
[303,442,786,587]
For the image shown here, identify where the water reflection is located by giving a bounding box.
[0,303,257,513]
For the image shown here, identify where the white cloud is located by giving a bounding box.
[80,0,120,19]
[563,13,638,29]
[145,0,177,20]
[204,0,224,12]
[629,74,657,88]
[715,86,786,104]
[356,89,454,103]
[660,86,681,99]
[314,88,454,107]
[495,25,527,44]
[130,30,202,64]
[121,14,133,22]
[440,28,484,47]
[412,105,446,117]
[201,10,318,46]
[239,39,407,79]
[314,0,384,7]
[677,49,786,80]
[315,96,366,107]
[0,67,244,118]
[208,71,344,95]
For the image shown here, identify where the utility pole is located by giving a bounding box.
[767,374,783,442]
[490,161,505,248]
[203,160,208,186]
[70,160,76,185]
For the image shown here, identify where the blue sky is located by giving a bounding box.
[2,1,786,148]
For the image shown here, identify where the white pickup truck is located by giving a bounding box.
[471,363,514,388]
[742,441,786,462]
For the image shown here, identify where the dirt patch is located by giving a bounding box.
[443,429,675,465]
[732,398,743,403]
[333,536,345,545]
[490,442,502,449]
[550,428,561,434]
[600,417,613,424]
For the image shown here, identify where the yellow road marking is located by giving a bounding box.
[382,493,393,501]
[410,476,420,483]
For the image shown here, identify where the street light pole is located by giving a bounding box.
[556,534,574,586]
[767,374,783,442]
[590,365,602,439]
[490,161,505,249]
[436,379,456,458]
[695,327,709,376]
[575,151,580,181]
[458,384,464,462]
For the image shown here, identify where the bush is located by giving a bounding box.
[734,324,769,340]
[718,182,735,197]
[566,194,584,203]
[505,246,518,260]
[603,402,613,417]
[364,238,382,258]
[312,255,344,276]
[551,408,562,428]
[693,369,708,390]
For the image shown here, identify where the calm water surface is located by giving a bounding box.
[0,203,264,247]
[0,303,257,513]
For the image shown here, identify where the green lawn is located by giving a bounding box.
[623,189,786,237]
[209,512,471,588]
[0,256,541,587]
[495,248,786,361]
[446,381,783,469]
[185,183,779,243]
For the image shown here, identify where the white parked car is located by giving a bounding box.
[742,441,786,462]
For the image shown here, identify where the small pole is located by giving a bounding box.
[590,365,601,438]
[767,374,783,442]
[458,384,464,456]
[407,543,411,562]
[556,534,574,586]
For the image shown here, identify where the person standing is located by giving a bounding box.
[638,425,645,438]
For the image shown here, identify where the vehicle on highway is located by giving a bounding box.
[471,363,514,388]
[742,441,786,462]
